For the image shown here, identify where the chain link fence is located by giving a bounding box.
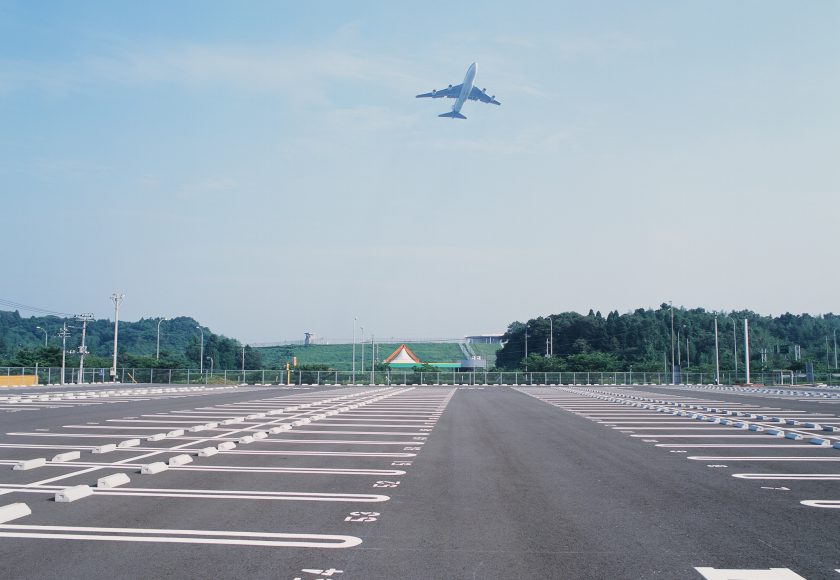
[1,366,838,387]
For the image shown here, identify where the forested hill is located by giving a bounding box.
[0,310,261,369]
[496,305,839,373]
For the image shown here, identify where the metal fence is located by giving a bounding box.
[1,366,838,387]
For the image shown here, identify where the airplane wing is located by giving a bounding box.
[468,86,501,105]
[416,84,462,99]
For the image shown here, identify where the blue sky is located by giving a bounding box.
[2,1,838,343]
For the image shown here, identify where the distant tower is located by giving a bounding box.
[304,332,316,346]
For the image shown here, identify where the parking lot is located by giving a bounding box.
[1,383,838,579]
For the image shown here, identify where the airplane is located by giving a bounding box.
[416,62,501,119]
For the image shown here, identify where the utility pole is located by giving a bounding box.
[75,314,94,385]
[744,318,751,385]
[670,302,675,384]
[714,316,720,385]
[58,323,70,386]
[834,328,837,370]
[196,326,204,373]
[110,293,124,381]
[677,328,681,367]
[360,326,365,374]
[545,337,550,357]
[156,317,167,360]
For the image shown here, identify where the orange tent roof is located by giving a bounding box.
[383,344,422,364]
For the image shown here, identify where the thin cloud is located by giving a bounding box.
[0,43,426,101]
[430,128,575,155]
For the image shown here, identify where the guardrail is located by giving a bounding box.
[0,367,836,387]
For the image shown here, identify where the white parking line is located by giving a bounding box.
[656,444,832,448]
[0,484,390,502]
[733,474,840,480]
[800,500,840,509]
[0,524,362,548]
[688,456,840,462]
[0,460,406,476]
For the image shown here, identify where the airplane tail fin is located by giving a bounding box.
[438,111,467,119]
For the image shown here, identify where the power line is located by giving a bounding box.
[0,297,74,317]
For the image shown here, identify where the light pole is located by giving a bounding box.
[744,318,751,385]
[352,317,357,383]
[156,317,167,360]
[370,334,375,385]
[524,325,529,371]
[110,293,124,381]
[834,328,837,370]
[670,302,675,384]
[241,345,247,385]
[360,326,365,374]
[196,326,204,373]
[549,316,554,357]
[677,327,681,367]
[35,326,48,347]
[714,316,720,385]
[733,317,738,382]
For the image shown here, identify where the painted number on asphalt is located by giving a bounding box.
[294,568,344,580]
[344,511,380,523]
[372,480,400,488]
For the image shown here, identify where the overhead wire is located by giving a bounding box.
[0,297,75,317]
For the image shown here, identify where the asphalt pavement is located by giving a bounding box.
[0,382,838,579]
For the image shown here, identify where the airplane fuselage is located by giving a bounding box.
[416,61,498,119]
[452,62,477,114]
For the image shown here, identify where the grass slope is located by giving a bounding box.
[256,342,466,370]
[470,342,503,366]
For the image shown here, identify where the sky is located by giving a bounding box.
[1,1,838,343]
